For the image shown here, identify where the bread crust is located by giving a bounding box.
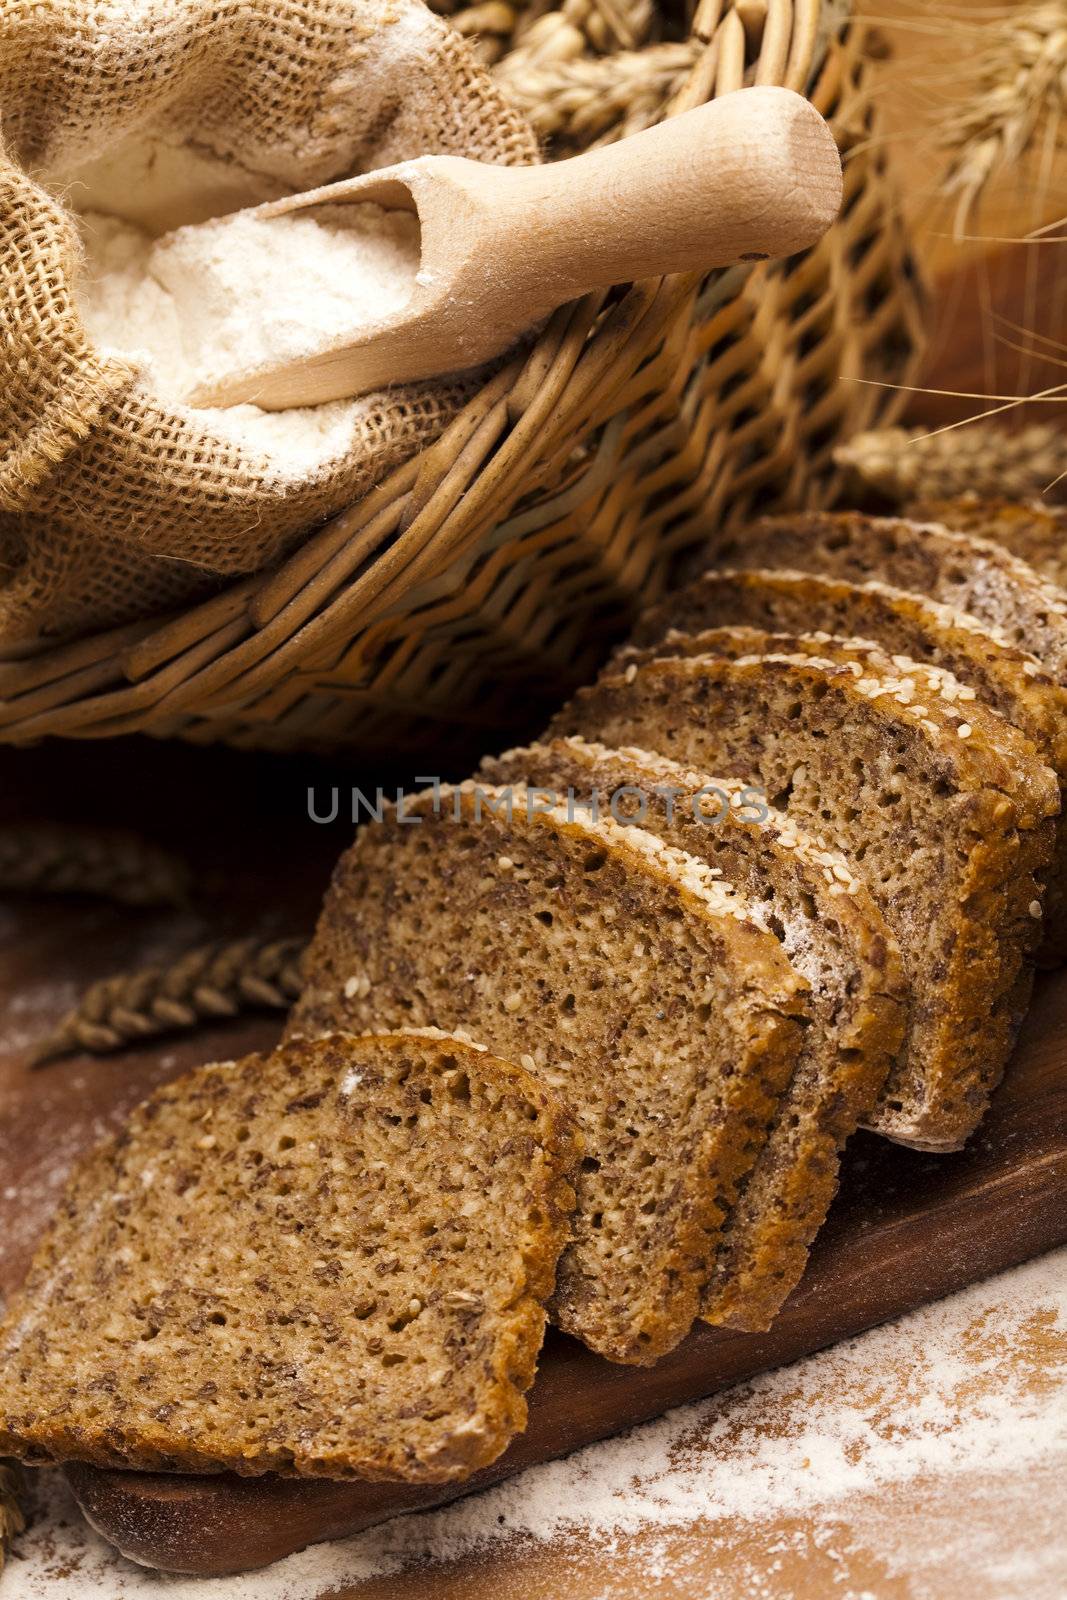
[482,737,907,1330]
[291,783,809,1362]
[626,565,1067,962]
[0,1032,580,1482]
[705,510,1067,683]
[549,648,1058,1151]
[908,496,1067,592]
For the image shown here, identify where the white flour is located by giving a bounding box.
[4,1247,1066,1599]
[74,204,420,474]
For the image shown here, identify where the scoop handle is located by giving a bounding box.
[189,86,843,410]
[457,87,842,313]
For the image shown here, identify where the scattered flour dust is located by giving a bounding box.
[5,1248,1067,1599]
[74,203,420,474]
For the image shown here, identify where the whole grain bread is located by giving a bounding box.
[0,1032,579,1481]
[703,511,1067,682]
[624,626,1058,804]
[290,784,809,1363]
[549,651,1059,1150]
[625,565,1067,962]
[480,738,906,1331]
[908,497,1067,591]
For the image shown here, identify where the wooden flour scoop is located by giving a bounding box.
[195,86,842,411]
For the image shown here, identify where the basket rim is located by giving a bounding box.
[0,0,852,746]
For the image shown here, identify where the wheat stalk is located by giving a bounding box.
[0,1461,25,1576]
[0,823,189,907]
[939,1,1067,234]
[445,0,523,64]
[834,421,1067,504]
[31,936,309,1067]
[439,0,654,64]
[496,39,698,145]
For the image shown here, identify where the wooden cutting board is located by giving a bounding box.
[58,984,1067,1574]
[2,744,1067,1579]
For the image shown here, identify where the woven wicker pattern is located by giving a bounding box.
[0,0,924,756]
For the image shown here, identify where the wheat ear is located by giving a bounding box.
[0,1462,25,1575]
[0,824,189,907]
[938,2,1067,234]
[31,936,309,1067]
[834,421,1067,504]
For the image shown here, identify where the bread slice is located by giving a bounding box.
[623,625,1058,797]
[0,1032,580,1482]
[703,510,1067,681]
[289,784,809,1363]
[908,496,1067,591]
[548,651,1059,1150]
[625,565,1067,962]
[624,624,1056,825]
[480,738,906,1331]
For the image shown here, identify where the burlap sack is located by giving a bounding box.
[0,0,539,644]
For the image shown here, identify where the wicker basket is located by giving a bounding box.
[0,0,924,760]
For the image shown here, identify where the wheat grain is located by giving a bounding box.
[31,936,309,1066]
[834,421,1067,504]
[0,1461,25,1576]
[446,0,521,63]
[0,823,189,906]
[938,1,1067,233]
[496,40,698,145]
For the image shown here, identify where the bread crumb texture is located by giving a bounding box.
[0,1032,580,1482]
[549,645,1057,1151]
[703,510,1067,682]
[290,784,809,1364]
[481,738,907,1333]
[624,564,1067,965]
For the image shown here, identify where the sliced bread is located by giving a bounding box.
[289,784,810,1363]
[908,496,1067,591]
[548,651,1059,1150]
[702,510,1067,681]
[0,1031,580,1481]
[629,568,1067,764]
[623,625,1060,800]
[481,737,906,1331]
[625,565,1067,962]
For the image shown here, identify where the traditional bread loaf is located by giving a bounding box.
[625,566,1067,961]
[481,738,906,1330]
[0,1032,580,1481]
[549,650,1059,1150]
[703,511,1067,681]
[908,497,1067,591]
[290,784,810,1363]
[622,626,1057,813]
[629,569,1067,757]
[622,626,1058,805]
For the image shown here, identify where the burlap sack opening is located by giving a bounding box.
[0,0,539,645]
